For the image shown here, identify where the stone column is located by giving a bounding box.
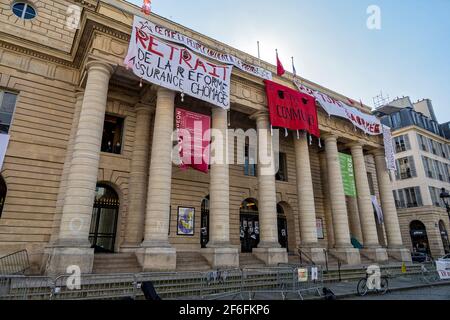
[46,61,114,275]
[122,104,154,249]
[202,107,238,268]
[350,143,387,262]
[372,151,411,262]
[49,90,84,244]
[323,134,360,265]
[139,87,177,271]
[294,132,325,263]
[250,112,287,266]
[347,197,363,244]
[319,152,335,248]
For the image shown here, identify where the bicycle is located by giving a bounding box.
[420,264,440,284]
[356,273,389,296]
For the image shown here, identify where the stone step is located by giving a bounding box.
[93,254,141,274]
[239,254,266,268]
[176,252,211,271]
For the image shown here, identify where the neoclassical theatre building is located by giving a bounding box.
[0,0,411,275]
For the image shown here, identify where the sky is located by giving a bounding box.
[127,0,450,123]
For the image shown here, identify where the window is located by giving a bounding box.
[396,156,416,180]
[429,187,445,208]
[404,187,422,208]
[244,144,256,177]
[367,172,375,195]
[422,156,434,179]
[101,115,124,154]
[391,113,401,128]
[0,176,6,218]
[12,2,36,20]
[0,91,18,134]
[394,134,410,153]
[276,153,288,182]
[417,134,428,152]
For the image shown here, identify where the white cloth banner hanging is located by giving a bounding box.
[124,19,232,109]
[371,195,384,225]
[382,125,397,172]
[129,16,272,80]
[0,134,10,170]
[436,260,450,280]
[293,79,382,135]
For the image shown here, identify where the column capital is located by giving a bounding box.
[250,110,269,122]
[74,87,84,99]
[369,148,385,157]
[156,86,176,99]
[85,60,114,77]
[135,103,155,114]
[346,141,365,150]
[321,133,339,142]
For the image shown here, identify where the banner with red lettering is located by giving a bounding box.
[125,18,232,109]
[175,108,211,174]
[264,80,320,137]
[293,79,381,135]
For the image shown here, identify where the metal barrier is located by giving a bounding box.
[0,250,30,275]
[0,266,325,301]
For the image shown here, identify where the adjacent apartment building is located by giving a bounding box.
[375,97,450,258]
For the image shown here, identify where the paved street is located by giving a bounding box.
[343,284,450,300]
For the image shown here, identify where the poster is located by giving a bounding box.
[175,108,211,173]
[177,207,195,236]
[129,16,272,80]
[298,268,308,282]
[294,79,382,135]
[125,19,232,109]
[264,80,320,137]
[436,261,450,280]
[339,153,357,197]
[316,218,324,239]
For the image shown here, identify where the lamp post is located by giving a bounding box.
[440,188,450,221]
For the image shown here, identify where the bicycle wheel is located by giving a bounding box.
[357,278,368,296]
[379,277,389,295]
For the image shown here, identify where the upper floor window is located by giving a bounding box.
[394,134,410,153]
[395,156,416,180]
[101,115,124,155]
[391,113,401,128]
[276,153,288,182]
[0,91,18,134]
[12,2,36,20]
[393,187,423,209]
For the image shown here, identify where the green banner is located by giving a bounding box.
[339,153,357,197]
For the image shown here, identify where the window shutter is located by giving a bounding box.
[395,160,400,180]
[415,187,423,206]
[409,156,417,177]
[404,134,411,150]
[398,189,405,208]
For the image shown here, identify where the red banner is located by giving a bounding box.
[175,108,211,174]
[264,80,320,137]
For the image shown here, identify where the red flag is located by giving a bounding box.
[276,50,285,76]
[141,0,151,15]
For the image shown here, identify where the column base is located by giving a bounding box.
[138,246,177,271]
[119,244,141,253]
[360,247,388,264]
[387,247,412,263]
[202,247,239,269]
[45,246,94,276]
[299,247,326,265]
[253,247,288,267]
[330,247,361,266]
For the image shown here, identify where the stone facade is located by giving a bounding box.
[0,0,411,274]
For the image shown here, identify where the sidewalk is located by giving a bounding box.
[320,276,450,299]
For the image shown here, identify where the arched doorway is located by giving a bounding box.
[277,204,288,251]
[89,184,120,253]
[0,176,6,218]
[240,199,259,253]
[410,220,431,256]
[439,220,450,254]
[200,196,210,248]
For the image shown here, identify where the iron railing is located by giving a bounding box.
[0,250,30,275]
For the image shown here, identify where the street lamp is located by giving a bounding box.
[440,188,450,221]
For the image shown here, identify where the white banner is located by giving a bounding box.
[294,79,382,136]
[436,260,450,280]
[371,195,384,225]
[124,20,232,109]
[0,134,10,170]
[129,16,272,80]
[382,125,397,172]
